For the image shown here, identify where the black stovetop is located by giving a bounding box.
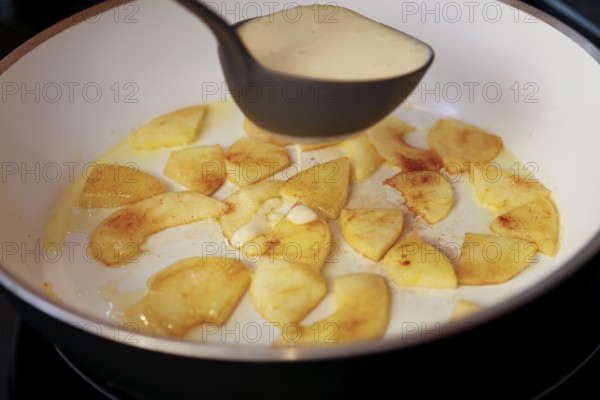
[1,1,600,399]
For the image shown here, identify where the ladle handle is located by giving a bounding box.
[174,0,252,72]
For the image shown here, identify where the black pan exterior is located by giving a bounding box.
[5,263,600,400]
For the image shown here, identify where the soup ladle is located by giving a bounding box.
[174,0,434,141]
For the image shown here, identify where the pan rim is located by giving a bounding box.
[1,0,599,362]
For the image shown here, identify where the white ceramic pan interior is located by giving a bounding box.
[1,0,600,361]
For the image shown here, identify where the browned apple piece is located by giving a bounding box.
[384,170,453,224]
[125,257,250,337]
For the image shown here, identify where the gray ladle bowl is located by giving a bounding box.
[175,0,434,140]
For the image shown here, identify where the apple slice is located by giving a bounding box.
[249,258,327,326]
[274,273,389,347]
[218,180,284,243]
[242,117,293,147]
[340,208,404,261]
[89,191,228,266]
[125,257,250,337]
[470,164,550,212]
[79,163,165,208]
[367,116,442,172]
[426,118,503,171]
[450,299,482,321]
[225,137,291,187]
[489,197,559,255]
[164,145,226,195]
[341,132,384,181]
[265,214,332,270]
[383,236,457,289]
[455,233,538,285]
[280,158,350,219]
[384,170,453,224]
[131,105,206,150]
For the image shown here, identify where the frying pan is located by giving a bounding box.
[1,0,600,398]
